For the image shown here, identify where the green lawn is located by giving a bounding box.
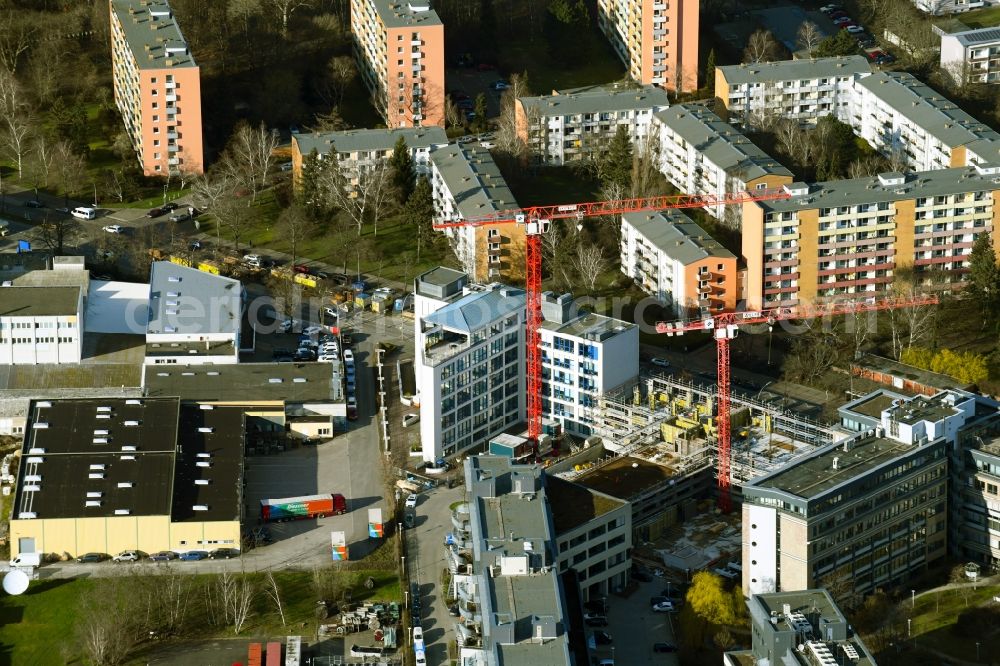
[954,6,1000,27]
[906,583,1000,662]
[495,28,625,93]
[0,569,401,665]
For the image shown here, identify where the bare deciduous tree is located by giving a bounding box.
[744,30,779,64]
[0,69,33,179]
[797,21,823,55]
[495,72,534,163]
[322,158,395,235]
[278,203,313,267]
[888,267,937,359]
[214,191,253,253]
[265,570,287,626]
[192,173,233,212]
[219,121,279,202]
[573,242,609,293]
[324,55,356,107]
[0,11,35,74]
[269,0,312,37]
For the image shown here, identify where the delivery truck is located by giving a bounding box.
[260,494,347,522]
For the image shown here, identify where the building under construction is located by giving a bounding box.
[558,371,848,544]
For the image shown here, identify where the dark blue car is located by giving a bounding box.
[179,550,208,561]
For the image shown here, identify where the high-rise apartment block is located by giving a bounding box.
[350,0,445,128]
[109,0,203,177]
[596,0,699,92]
[621,210,738,316]
[741,169,1000,309]
[941,26,1000,85]
[515,84,669,166]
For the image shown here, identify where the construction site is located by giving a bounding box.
[554,370,850,573]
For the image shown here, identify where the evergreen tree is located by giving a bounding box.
[968,231,1000,318]
[388,136,415,205]
[299,148,322,215]
[403,176,436,261]
[705,49,716,91]
[472,93,489,133]
[815,30,858,57]
[601,125,633,191]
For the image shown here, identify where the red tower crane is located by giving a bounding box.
[433,188,793,443]
[655,294,939,512]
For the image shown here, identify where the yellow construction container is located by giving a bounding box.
[197,260,220,275]
[169,255,193,268]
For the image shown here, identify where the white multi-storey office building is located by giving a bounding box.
[0,286,83,365]
[538,293,638,437]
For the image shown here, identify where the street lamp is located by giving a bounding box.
[756,381,774,402]
[911,589,915,608]
[907,618,911,638]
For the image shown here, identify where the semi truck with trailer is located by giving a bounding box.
[260,494,347,522]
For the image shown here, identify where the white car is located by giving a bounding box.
[652,601,676,613]
[102,224,123,234]
[303,325,324,336]
[405,494,418,509]
[650,357,670,368]
[112,550,140,563]
[846,25,864,34]
[242,253,262,268]
[278,318,299,333]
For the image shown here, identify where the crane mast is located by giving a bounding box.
[656,295,939,511]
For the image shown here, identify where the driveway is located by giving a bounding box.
[404,482,464,666]
[603,580,680,665]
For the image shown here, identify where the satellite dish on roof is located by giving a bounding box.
[3,569,29,595]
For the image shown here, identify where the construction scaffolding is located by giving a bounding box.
[587,372,847,490]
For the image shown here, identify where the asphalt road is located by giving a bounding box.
[404,482,464,666]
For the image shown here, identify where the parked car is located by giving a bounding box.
[652,601,676,613]
[650,357,670,368]
[209,548,241,559]
[278,318,299,333]
[112,550,140,563]
[146,207,166,218]
[592,631,613,646]
[179,551,209,561]
[820,4,840,12]
[343,349,354,363]
[71,207,97,220]
[650,596,669,606]
[76,552,107,563]
[102,224,123,234]
[584,614,608,627]
[832,15,852,24]
[163,202,178,212]
[294,348,317,362]
[448,604,460,617]
[405,494,418,509]
[242,253,263,268]
[293,263,311,274]
[190,239,203,250]
[653,642,678,653]
[846,25,865,34]
[491,80,508,90]
[279,161,293,172]
[876,53,895,64]
[149,551,177,562]
[169,211,191,223]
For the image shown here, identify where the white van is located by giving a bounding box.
[9,553,41,568]
[70,207,97,220]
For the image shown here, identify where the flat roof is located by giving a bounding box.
[623,211,736,264]
[845,393,898,419]
[758,166,1000,212]
[853,354,968,390]
[545,475,626,534]
[416,266,467,289]
[755,436,915,499]
[886,393,960,426]
[574,455,675,500]
[518,84,670,117]
[856,72,1000,149]
[718,55,872,85]
[110,0,196,69]
[16,398,180,519]
[146,340,237,357]
[294,127,447,157]
[0,286,80,317]
[86,280,150,334]
[429,144,519,220]
[147,262,241,337]
[491,572,572,665]
[541,312,635,342]
[171,404,244,522]
[655,104,792,182]
[949,26,1000,46]
[368,0,442,28]
[143,362,336,402]
[0,364,141,393]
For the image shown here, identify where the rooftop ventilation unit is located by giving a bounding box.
[120,455,136,461]
[207,371,220,376]
[94,429,109,436]
[125,399,142,406]
[36,401,51,408]
[196,461,211,468]
[168,276,181,282]
[121,445,137,452]
[97,406,113,413]
[90,464,106,471]
[18,512,36,519]
[114,509,130,515]
[294,377,307,383]
[33,423,49,429]
[26,457,43,464]
[200,404,214,410]
[117,482,134,489]
[22,485,40,492]
[124,420,141,427]
[96,414,111,420]
[24,475,41,482]
[196,453,211,458]
[198,427,213,433]
[85,500,102,507]
[193,505,209,511]
[86,491,102,498]
[195,479,210,485]
[28,448,45,455]
[89,473,104,479]
[269,378,283,383]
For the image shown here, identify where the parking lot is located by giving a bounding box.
[594,578,680,666]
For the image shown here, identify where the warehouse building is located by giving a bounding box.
[0,286,83,365]
[10,397,244,559]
